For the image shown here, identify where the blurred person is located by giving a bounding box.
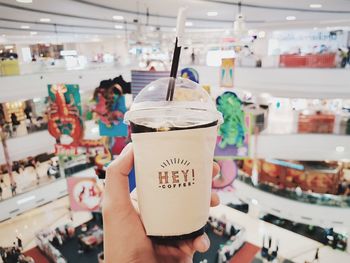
[191,49,195,64]
[12,161,22,175]
[11,182,17,196]
[77,234,85,254]
[314,248,319,262]
[16,236,23,251]
[338,48,348,68]
[344,183,350,196]
[338,179,348,195]
[28,157,40,185]
[24,104,33,124]
[11,113,20,134]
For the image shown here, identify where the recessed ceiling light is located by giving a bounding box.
[251,199,258,205]
[248,29,255,36]
[310,4,322,8]
[40,18,51,22]
[16,0,33,3]
[258,31,266,38]
[185,21,193,27]
[1,34,6,37]
[21,25,30,29]
[207,11,218,17]
[336,146,345,153]
[113,15,124,20]
[30,31,37,35]
[114,24,123,29]
[286,16,296,21]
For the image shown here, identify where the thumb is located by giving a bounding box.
[103,143,134,210]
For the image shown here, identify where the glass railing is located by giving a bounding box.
[237,172,350,208]
[0,171,63,203]
[0,60,125,77]
[1,121,48,140]
[237,53,350,69]
[260,117,350,136]
[243,104,350,137]
[0,156,94,203]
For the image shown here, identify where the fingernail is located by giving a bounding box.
[200,235,210,250]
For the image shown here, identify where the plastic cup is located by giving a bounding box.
[124,77,223,242]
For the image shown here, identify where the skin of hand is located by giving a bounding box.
[103,143,220,263]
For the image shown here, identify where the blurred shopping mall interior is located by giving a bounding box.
[0,0,350,262]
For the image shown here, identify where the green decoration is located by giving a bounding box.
[216,92,246,149]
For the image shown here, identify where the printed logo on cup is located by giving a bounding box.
[158,158,195,189]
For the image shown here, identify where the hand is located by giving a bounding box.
[103,143,220,263]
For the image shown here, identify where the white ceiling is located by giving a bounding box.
[0,0,349,41]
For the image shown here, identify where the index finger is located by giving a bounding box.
[103,143,134,210]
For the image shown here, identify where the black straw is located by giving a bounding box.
[166,37,182,101]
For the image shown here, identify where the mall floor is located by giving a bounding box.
[0,191,349,263]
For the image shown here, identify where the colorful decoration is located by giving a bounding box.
[97,96,127,137]
[67,177,103,211]
[217,92,245,148]
[181,67,199,83]
[215,92,250,158]
[212,159,237,191]
[93,80,128,137]
[220,58,235,88]
[47,84,83,147]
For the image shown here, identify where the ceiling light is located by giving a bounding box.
[258,31,266,38]
[313,27,318,30]
[30,31,37,35]
[310,4,322,8]
[233,13,246,37]
[114,24,123,29]
[16,0,33,3]
[248,29,255,36]
[40,18,51,22]
[1,34,6,37]
[5,45,14,49]
[185,21,193,27]
[113,15,124,20]
[21,25,30,29]
[286,16,296,21]
[233,2,248,38]
[336,146,345,153]
[207,11,218,17]
[251,199,258,205]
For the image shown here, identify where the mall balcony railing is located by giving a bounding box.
[1,121,48,140]
[237,172,350,208]
[238,52,349,68]
[0,59,121,77]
